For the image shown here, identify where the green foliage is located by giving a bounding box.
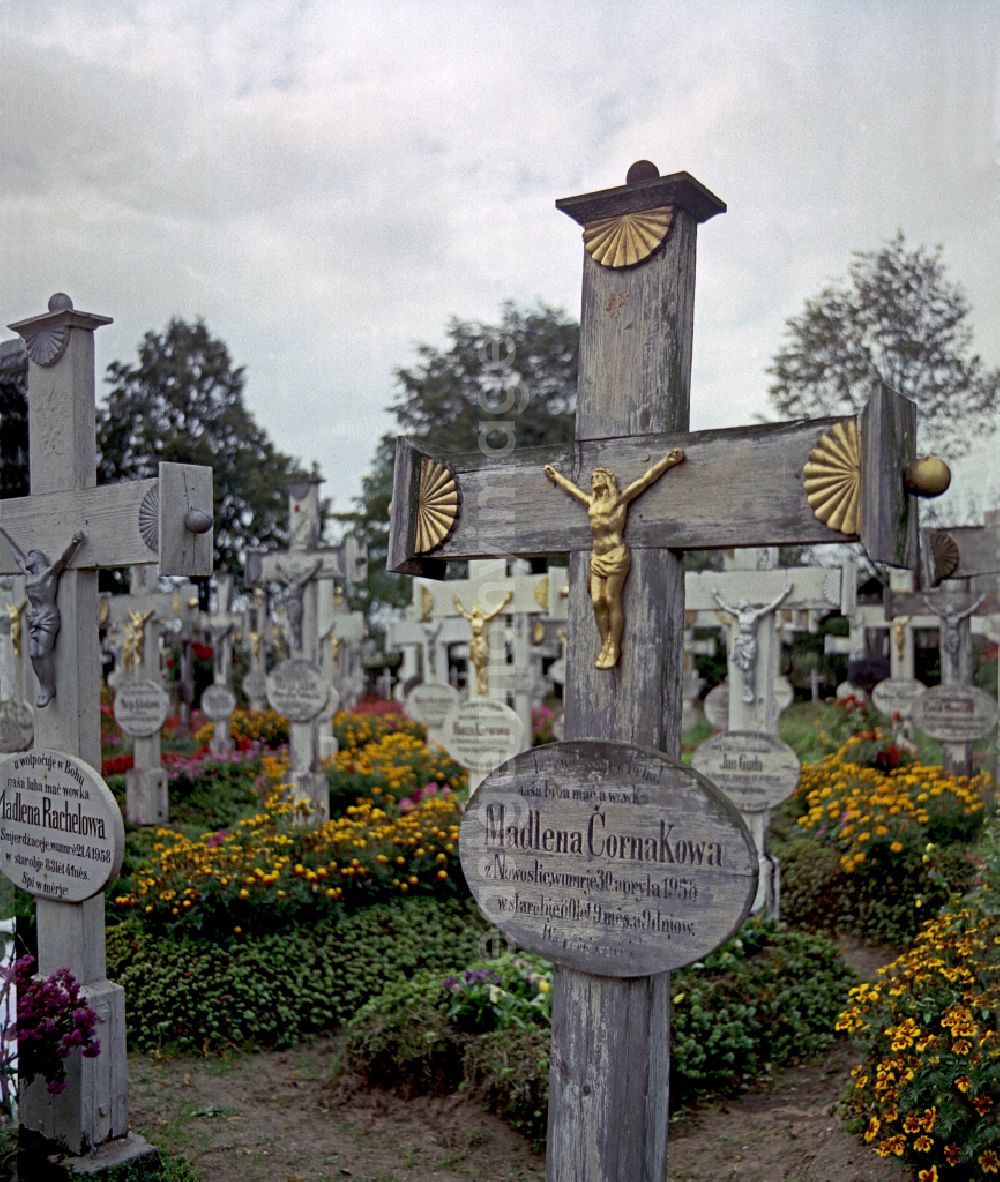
[353,301,579,614]
[164,756,263,832]
[767,231,998,458]
[778,830,977,945]
[97,318,314,581]
[344,919,855,1142]
[0,339,29,498]
[839,815,999,1177]
[108,897,488,1055]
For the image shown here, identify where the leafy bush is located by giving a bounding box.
[839,815,999,1179]
[780,736,988,943]
[108,897,488,1054]
[345,919,855,1141]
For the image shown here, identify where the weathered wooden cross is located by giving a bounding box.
[0,295,212,1162]
[244,479,367,818]
[389,164,947,1179]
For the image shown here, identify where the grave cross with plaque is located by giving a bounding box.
[0,295,213,1164]
[389,165,947,1180]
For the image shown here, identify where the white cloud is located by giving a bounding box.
[1,0,997,524]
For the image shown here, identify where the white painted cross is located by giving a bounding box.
[389,164,946,1179]
[0,295,212,1162]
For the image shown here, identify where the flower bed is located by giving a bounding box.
[839,817,999,1179]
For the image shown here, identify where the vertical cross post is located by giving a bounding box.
[3,294,212,1162]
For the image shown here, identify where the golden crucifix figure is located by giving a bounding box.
[128,608,156,671]
[453,592,513,696]
[544,449,685,668]
[5,601,25,657]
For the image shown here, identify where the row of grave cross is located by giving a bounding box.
[0,160,995,1178]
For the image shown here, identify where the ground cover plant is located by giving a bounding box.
[838,814,999,1180]
[345,917,858,1143]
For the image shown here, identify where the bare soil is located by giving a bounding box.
[128,937,904,1182]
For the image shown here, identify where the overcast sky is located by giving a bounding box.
[2,1,998,527]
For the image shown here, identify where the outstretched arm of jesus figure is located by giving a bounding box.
[543,465,590,506]
[52,532,85,576]
[0,527,26,570]
[622,448,685,503]
[482,591,513,623]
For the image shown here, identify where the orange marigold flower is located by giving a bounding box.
[943,1145,961,1167]
[954,1075,972,1093]
[973,1094,994,1116]
[917,1168,938,1182]
[979,1149,999,1174]
[913,1135,933,1152]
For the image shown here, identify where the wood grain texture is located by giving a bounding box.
[546,188,708,1182]
[922,523,1000,582]
[860,382,918,567]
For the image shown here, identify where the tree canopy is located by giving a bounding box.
[0,340,29,500]
[767,232,998,456]
[97,318,313,578]
[353,301,579,615]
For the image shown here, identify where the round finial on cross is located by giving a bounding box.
[905,456,952,497]
[626,160,660,185]
[48,293,74,312]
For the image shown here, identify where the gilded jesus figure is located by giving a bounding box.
[453,592,512,696]
[543,449,685,669]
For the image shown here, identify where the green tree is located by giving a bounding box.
[97,319,312,579]
[0,340,29,499]
[354,302,579,616]
[767,232,998,456]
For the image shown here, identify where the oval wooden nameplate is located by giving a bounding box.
[114,678,170,737]
[0,749,124,902]
[461,740,758,976]
[913,684,998,743]
[871,677,926,721]
[266,659,330,722]
[692,731,801,812]
[200,684,237,722]
[442,699,526,774]
[405,682,460,730]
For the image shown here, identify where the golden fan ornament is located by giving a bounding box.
[414,459,460,554]
[803,419,861,536]
[583,206,673,269]
[929,531,960,584]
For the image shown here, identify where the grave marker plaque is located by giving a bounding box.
[114,678,169,738]
[691,731,800,813]
[462,741,756,976]
[405,682,460,730]
[913,684,998,743]
[0,749,124,903]
[266,658,331,722]
[872,677,926,721]
[441,698,525,775]
[200,684,237,722]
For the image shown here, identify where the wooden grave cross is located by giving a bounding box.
[0,294,212,1161]
[244,480,365,820]
[687,548,855,914]
[106,567,189,824]
[388,165,948,1180]
[886,517,1000,776]
[316,587,364,756]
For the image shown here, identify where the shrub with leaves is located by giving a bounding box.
[345,919,855,1141]
[839,816,999,1179]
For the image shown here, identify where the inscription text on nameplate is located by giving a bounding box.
[200,685,237,722]
[692,731,800,812]
[0,749,124,902]
[913,685,999,743]
[266,659,330,722]
[460,741,758,977]
[871,677,926,721]
[406,683,460,730]
[114,679,170,737]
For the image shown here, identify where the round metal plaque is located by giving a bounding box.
[114,678,170,737]
[692,731,801,812]
[200,685,237,722]
[405,682,460,730]
[913,684,998,743]
[0,749,124,902]
[265,659,330,723]
[461,741,757,977]
[441,699,525,774]
[871,677,926,721]
[0,700,33,753]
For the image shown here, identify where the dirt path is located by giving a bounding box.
[129,938,901,1182]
